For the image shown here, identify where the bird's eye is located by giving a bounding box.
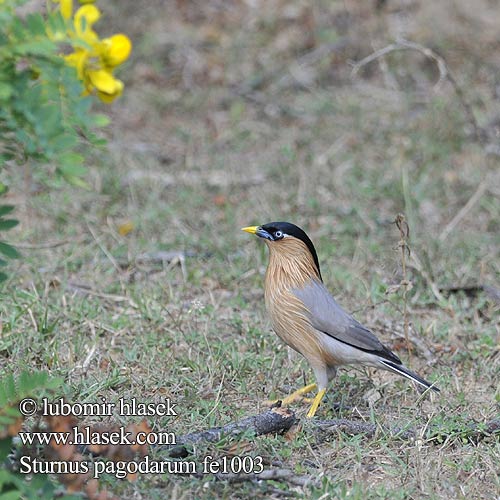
[274,230,283,239]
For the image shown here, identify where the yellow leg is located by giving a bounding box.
[281,383,317,405]
[300,397,314,403]
[306,388,326,418]
[266,383,317,406]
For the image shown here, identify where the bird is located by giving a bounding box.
[242,221,439,418]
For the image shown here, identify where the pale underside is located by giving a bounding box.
[263,236,400,390]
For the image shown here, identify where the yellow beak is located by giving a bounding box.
[241,226,258,234]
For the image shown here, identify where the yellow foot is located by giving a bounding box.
[306,388,326,418]
[265,383,317,407]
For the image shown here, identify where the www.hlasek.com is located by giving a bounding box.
[18,425,176,447]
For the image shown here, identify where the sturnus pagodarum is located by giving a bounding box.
[242,222,439,418]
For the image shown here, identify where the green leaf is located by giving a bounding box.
[0,437,16,465]
[71,96,92,118]
[35,104,61,139]
[0,242,20,259]
[16,371,63,394]
[58,153,86,177]
[49,133,77,152]
[14,129,38,155]
[0,219,18,230]
[0,153,15,163]
[0,489,22,500]
[60,174,90,189]
[0,272,7,283]
[14,39,55,56]
[0,205,15,216]
[11,16,26,40]
[26,13,46,36]
[0,82,13,101]
[88,137,107,147]
[92,113,111,127]
[46,11,67,37]
[3,373,16,400]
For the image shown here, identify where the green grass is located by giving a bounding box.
[1,1,499,498]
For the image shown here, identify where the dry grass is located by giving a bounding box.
[1,0,499,498]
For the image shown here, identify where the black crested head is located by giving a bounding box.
[260,221,322,281]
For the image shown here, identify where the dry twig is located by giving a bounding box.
[439,180,488,242]
[14,237,86,249]
[160,406,298,458]
[351,39,484,142]
[67,282,138,307]
[394,214,412,359]
[157,408,498,461]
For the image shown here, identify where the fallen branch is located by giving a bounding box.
[160,407,298,458]
[159,408,498,461]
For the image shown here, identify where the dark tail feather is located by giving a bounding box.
[380,360,440,393]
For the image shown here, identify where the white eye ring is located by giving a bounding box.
[274,230,283,239]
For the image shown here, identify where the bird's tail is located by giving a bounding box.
[380,359,440,393]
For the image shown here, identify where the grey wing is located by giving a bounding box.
[293,280,401,363]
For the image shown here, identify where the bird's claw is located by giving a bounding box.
[264,383,318,407]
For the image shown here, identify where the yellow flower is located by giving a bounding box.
[52,0,94,18]
[88,69,122,94]
[62,2,132,102]
[65,49,88,81]
[58,0,73,20]
[100,34,132,68]
[97,81,123,102]
[73,4,100,43]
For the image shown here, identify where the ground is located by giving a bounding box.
[1,0,499,498]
